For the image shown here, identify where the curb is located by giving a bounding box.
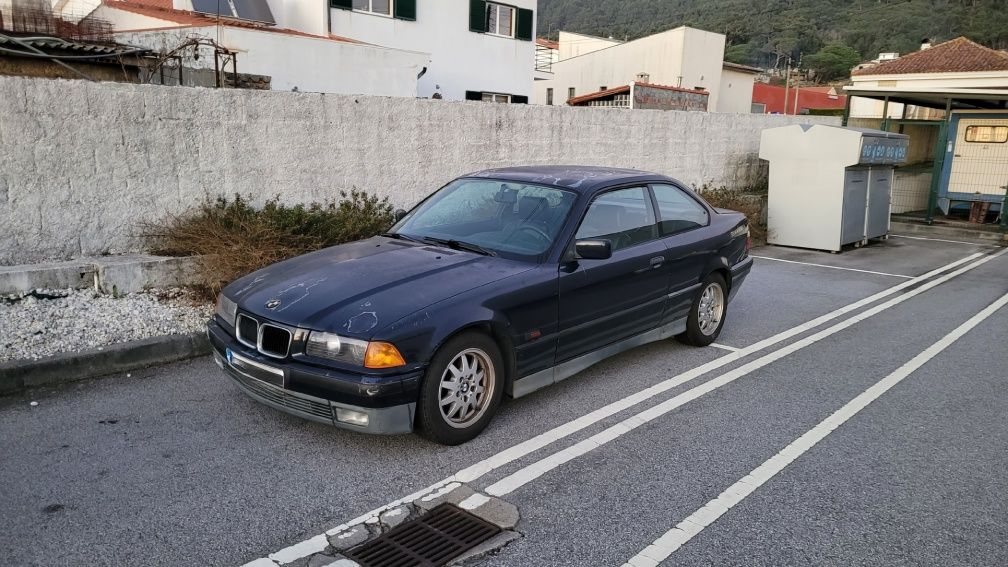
[890,221,1008,245]
[0,331,211,394]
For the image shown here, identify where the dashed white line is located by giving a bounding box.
[750,255,914,279]
[890,234,985,246]
[247,251,983,566]
[483,249,1005,497]
[624,289,1008,567]
[709,343,739,352]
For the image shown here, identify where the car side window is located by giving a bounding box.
[575,187,657,251]
[651,184,709,235]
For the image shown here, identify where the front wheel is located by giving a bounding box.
[677,273,728,347]
[416,331,504,445]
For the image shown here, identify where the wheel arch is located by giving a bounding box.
[429,320,516,396]
[702,256,733,295]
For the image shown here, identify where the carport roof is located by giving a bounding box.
[842,86,1008,111]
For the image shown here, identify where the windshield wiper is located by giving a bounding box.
[381,232,424,243]
[420,236,497,256]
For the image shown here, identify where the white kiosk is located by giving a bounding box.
[759,124,909,252]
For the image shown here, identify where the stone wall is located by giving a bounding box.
[0,76,838,264]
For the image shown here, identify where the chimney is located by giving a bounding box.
[636,72,650,84]
[920,38,932,50]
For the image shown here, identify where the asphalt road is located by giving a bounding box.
[1,234,1006,567]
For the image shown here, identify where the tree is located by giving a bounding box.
[804,42,862,81]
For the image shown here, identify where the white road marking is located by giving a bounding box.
[624,289,1008,566]
[709,343,739,352]
[890,234,985,246]
[750,255,913,279]
[266,535,329,565]
[459,493,491,510]
[249,252,983,566]
[483,249,1006,497]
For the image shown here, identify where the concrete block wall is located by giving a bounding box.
[0,76,839,264]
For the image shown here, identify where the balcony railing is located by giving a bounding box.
[535,44,553,73]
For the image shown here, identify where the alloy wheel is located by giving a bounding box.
[438,348,495,428]
[698,283,725,336]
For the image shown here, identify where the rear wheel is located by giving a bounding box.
[677,273,728,347]
[416,331,503,445]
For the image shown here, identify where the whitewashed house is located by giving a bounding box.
[533,26,758,113]
[86,0,431,96]
[87,1,538,101]
[328,0,538,102]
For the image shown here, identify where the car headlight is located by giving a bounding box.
[215,294,237,327]
[305,331,405,368]
[306,331,368,365]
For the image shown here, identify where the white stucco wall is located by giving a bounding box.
[328,0,537,100]
[0,76,838,264]
[532,26,728,110]
[557,31,622,60]
[88,3,179,30]
[264,0,329,36]
[117,26,428,96]
[717,68,756,113]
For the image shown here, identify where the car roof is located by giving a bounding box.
[463,165,674,194]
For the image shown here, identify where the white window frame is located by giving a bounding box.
[481,92,511,103]
[352,0,392,17]
[485,2,516,38]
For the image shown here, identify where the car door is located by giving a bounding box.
[650,183,715,323]
[556,186,669,362]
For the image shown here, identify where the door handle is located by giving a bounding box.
[649,256,665,269]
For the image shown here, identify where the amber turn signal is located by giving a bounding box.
[364,341,406,368]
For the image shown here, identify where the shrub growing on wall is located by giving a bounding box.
[145,190,394,296]
[696,184,767,244]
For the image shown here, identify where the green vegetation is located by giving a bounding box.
[145,191,394,296]
[805,42,863,81]
[538,0,1008,72]
[697,184,768,243]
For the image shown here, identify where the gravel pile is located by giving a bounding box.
[1,288,213,362]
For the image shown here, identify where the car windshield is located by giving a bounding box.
[389,179,578,261]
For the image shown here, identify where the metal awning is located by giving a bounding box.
[843,86,1008,110]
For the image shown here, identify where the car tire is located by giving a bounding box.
[677,273,728,347]
[416,331,504,445]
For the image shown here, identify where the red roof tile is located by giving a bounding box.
[852,37,1008,76]
[536,37,558,50]
[103,1,359,43]
[567,82,706,105]
[567,85,630,105]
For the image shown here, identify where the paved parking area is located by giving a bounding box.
[1,234,1006,566]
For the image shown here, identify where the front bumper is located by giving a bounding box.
[208,320,419,434]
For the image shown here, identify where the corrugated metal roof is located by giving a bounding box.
[0,35,149,56]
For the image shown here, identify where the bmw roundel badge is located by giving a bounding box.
[265,298,281,310]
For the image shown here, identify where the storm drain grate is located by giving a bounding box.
[345,503,501,567]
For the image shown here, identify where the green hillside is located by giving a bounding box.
[536,0,1008,70]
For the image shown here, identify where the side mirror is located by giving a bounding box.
[575,239,612,260]
[394,208,408,221]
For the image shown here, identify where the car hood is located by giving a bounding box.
[224,237,531,337]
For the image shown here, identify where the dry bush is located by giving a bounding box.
[697,185,767,244]
[145,191,394,297]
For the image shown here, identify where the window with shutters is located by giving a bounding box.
[482,92,511,103]
[352,0,391,16]
[485,2,515,37]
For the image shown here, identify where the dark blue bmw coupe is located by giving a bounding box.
[208,166,752,444]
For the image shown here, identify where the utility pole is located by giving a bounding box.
[782,60,791,115]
